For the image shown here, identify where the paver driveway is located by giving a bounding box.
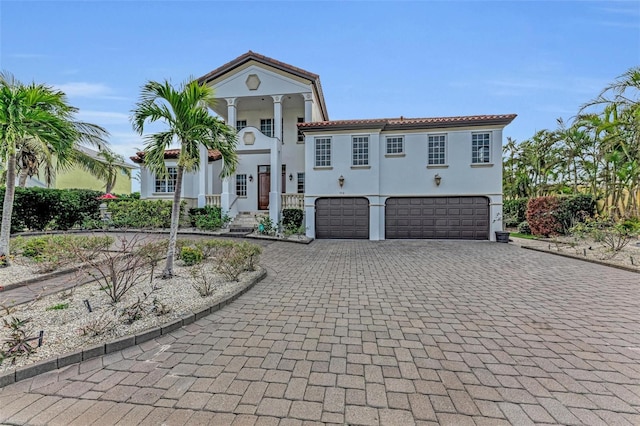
[1,240,639,425]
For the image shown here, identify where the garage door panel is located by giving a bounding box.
[316,198,369,239]
[386,196,489,240]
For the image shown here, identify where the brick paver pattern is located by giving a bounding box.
[1,240,639,425]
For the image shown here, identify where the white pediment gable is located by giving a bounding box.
[211,63,312,98]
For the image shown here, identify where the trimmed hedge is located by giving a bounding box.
[188,206,228,230]
[503,199,528,227]
[0,187,103,232]
[108,199,184,229]
[282,209,304,231]
[526,194,595,236]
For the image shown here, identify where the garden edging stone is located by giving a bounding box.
[0,268,266,388]
[520,245,640,274]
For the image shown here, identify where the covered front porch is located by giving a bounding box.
[204,193,304,211]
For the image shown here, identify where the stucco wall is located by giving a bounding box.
[304,125,506,240]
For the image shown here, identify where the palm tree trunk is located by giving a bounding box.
[0,152,17,264]
[162,165,184,278]
[18,168,29,187]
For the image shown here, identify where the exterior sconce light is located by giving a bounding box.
[289,173,293,181]
[338,175,345,188]
[434,174,442,186]
[249,174,253,182]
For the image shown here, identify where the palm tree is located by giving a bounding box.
[0,73,107,265]
[74,147,131,193]
[131,79,238,278]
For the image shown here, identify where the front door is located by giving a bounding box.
[258,165,270,210]
[257,165,287,210]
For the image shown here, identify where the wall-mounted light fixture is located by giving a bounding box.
[338,175,345,188]
[249,174,254,182]
[434,173,442,186]
[288,173,293,181]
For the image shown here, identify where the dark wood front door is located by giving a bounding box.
[258,166,270,210]
[257,165,287,210]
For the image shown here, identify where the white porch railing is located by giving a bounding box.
[281,193,304,210]
[205,194,221,208]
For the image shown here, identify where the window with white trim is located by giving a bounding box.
[236,120,247,131]
[297,173,305,194]
[315,137,331,167]
[236,174,247,197]
[386,136,404,154]
[428,134,447,165]
[472,132,491,163]
[155,167,177,193]
[352,136,369,166]
[260,119,273,137]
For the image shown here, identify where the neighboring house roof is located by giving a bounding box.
[77,145,138,169]
[130,149,222,164]
[197,51,329,121]
[298,114,518,132]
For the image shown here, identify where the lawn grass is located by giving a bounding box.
[510,232,538,240]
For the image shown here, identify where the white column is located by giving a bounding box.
[221,98,237,217]
[269,95,283,225]
[489,195,503,242]
[303,93,313,122]
[197,144,207,207]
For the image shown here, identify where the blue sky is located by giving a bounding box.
[1,1,639,191]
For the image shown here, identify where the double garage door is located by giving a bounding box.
[315,196,488,240]
[385,196,489,240]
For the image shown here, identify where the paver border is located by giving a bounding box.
[0,268,267,388]
[520,245,640,274]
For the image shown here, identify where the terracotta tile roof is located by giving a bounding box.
[196,51,329,120]
[130,149,221,164]
[298,114,517,132]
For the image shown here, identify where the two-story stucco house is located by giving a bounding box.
[134,51,516,241]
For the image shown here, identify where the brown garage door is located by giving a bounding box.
[315,198,369,239]
[385,197,489,240]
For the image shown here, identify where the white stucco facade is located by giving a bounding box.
[135,51,516,241]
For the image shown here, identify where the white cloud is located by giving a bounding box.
[76,110,130,125]
[53,82,129,101]
[55,82,112,97]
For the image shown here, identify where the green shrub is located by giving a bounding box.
[282,209,304,231]
[517,221,531,235]
[257,216,275,235]
[16,234,113,273]
[503,199,528,227]
[190,206,229,231]
[0,187,103,232]
[555,194,595,233]
[180,246,204,266]
[108,199,183,228]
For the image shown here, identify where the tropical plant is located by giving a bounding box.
[131,79,238,278]
[0,73,107,266]
[77,148,132,193]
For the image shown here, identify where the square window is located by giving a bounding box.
[236,120,247,131]
[297,173,305,194]
[315,137,331,167]
[260,119,273,137]
[236,174,247,197]
[155,166,177,193]
[386,136,404,154]
[472,133,491,163]
[352,136,369,166]
[428,135,446,165]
